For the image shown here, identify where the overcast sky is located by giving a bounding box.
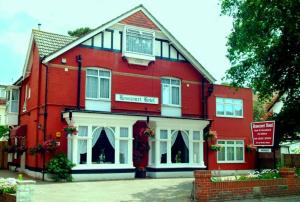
[0,0,232,85]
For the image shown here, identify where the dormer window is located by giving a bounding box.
[123,26,155,66]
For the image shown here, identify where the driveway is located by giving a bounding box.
[32,178,193,202]
[1,170,300,202]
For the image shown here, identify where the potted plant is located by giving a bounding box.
[279,167,296,178]
[246,144,256,152]
[143,127,155,138]
[207,130,218,140]
[210,144,222,151]
[64,125,77,135]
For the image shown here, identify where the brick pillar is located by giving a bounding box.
[279,168,297,195]
[194,170,212,202]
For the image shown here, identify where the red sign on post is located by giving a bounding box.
[251,121,275,147]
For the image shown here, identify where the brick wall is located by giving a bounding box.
[120,11,160,30]
[194,170,300,201]
[284,154,300,168]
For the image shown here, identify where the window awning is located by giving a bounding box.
[10,125,27,137]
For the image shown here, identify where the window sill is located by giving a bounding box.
[162,104,181,108]
[217,161,245,164]
[148,163,206,168]
[123,52,155,66]
[216,115,244,119]
[85,98,111,102]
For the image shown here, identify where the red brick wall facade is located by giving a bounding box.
[120,11,160,30]
[194,170,300,201]
[207,85,255,170]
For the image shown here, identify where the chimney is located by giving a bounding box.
[38,23,41,30]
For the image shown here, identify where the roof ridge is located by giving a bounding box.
[32,29,77,39]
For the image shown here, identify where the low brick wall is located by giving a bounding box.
[194,170,300,201]
[0,193,16,202]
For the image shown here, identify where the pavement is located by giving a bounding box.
[1,170,300,202]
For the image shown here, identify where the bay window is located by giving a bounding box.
[150,129,204,166]
[70,125,132,167]
[217,140,244,163]
[123,26,155,66]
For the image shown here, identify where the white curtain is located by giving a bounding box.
[171,132,178,146]
[119,140,128,164]
[100,78,109,99]
[77,127,88,163]
[160,142,167,157]
[171,131,189,149]
[171,86,179,105]
[92,127,115,149]
[162,84,170,105]
[86,76,98,98]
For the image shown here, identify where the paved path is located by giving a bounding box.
[1,170,300,202]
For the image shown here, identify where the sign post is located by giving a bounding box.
[251,121,276,168]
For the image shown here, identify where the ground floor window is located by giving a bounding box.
[217,140,244,163]
[69,125,131,166]
[171,131,189,163]
[150,129,204,166]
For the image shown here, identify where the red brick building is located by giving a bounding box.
[10,5,255,180]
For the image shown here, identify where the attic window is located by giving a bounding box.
[123,26,155,66]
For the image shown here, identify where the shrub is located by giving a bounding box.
[296,168,300,177]
[0,178,17,194]
[46,153,75,182]
[256,169,280,179]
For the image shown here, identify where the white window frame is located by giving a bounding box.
[122,26,155,60]
[0,87,6,99]
[69,125,133,168]
[161,77,181,107]
[6,88,19,113]
[150,129,205,167]
[85,68,111,101]
[216,97,243,118]
[217,140,245,163]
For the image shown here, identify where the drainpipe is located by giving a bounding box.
[42,61,49,181]
[76,55,82,110]
[201,79,206,119]
[36,56,45,172]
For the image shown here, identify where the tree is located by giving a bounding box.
[221,0,300,142]
[68,27,92,37]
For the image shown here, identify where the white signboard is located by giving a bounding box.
[258,148,272,153]
[115,94,159,104]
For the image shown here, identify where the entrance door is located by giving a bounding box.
[133,121,149,178]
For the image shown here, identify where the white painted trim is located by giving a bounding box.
[22,34,34,80]
[41,5,216,83]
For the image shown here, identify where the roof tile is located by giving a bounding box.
[32,29,77,57]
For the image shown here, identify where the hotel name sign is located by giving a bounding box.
[115,94,159,104]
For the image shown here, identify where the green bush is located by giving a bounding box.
[46,153,75,182]
[257,169,280,179]
[296,168,300,177]
[0,126,9,139]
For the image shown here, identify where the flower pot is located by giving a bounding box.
[279,168,296,178]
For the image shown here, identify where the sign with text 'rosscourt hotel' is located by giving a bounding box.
[115,94,159,104]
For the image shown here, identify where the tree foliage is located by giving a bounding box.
[0,125,9,139]
[67,27,92,37]
[221,0,300,142]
